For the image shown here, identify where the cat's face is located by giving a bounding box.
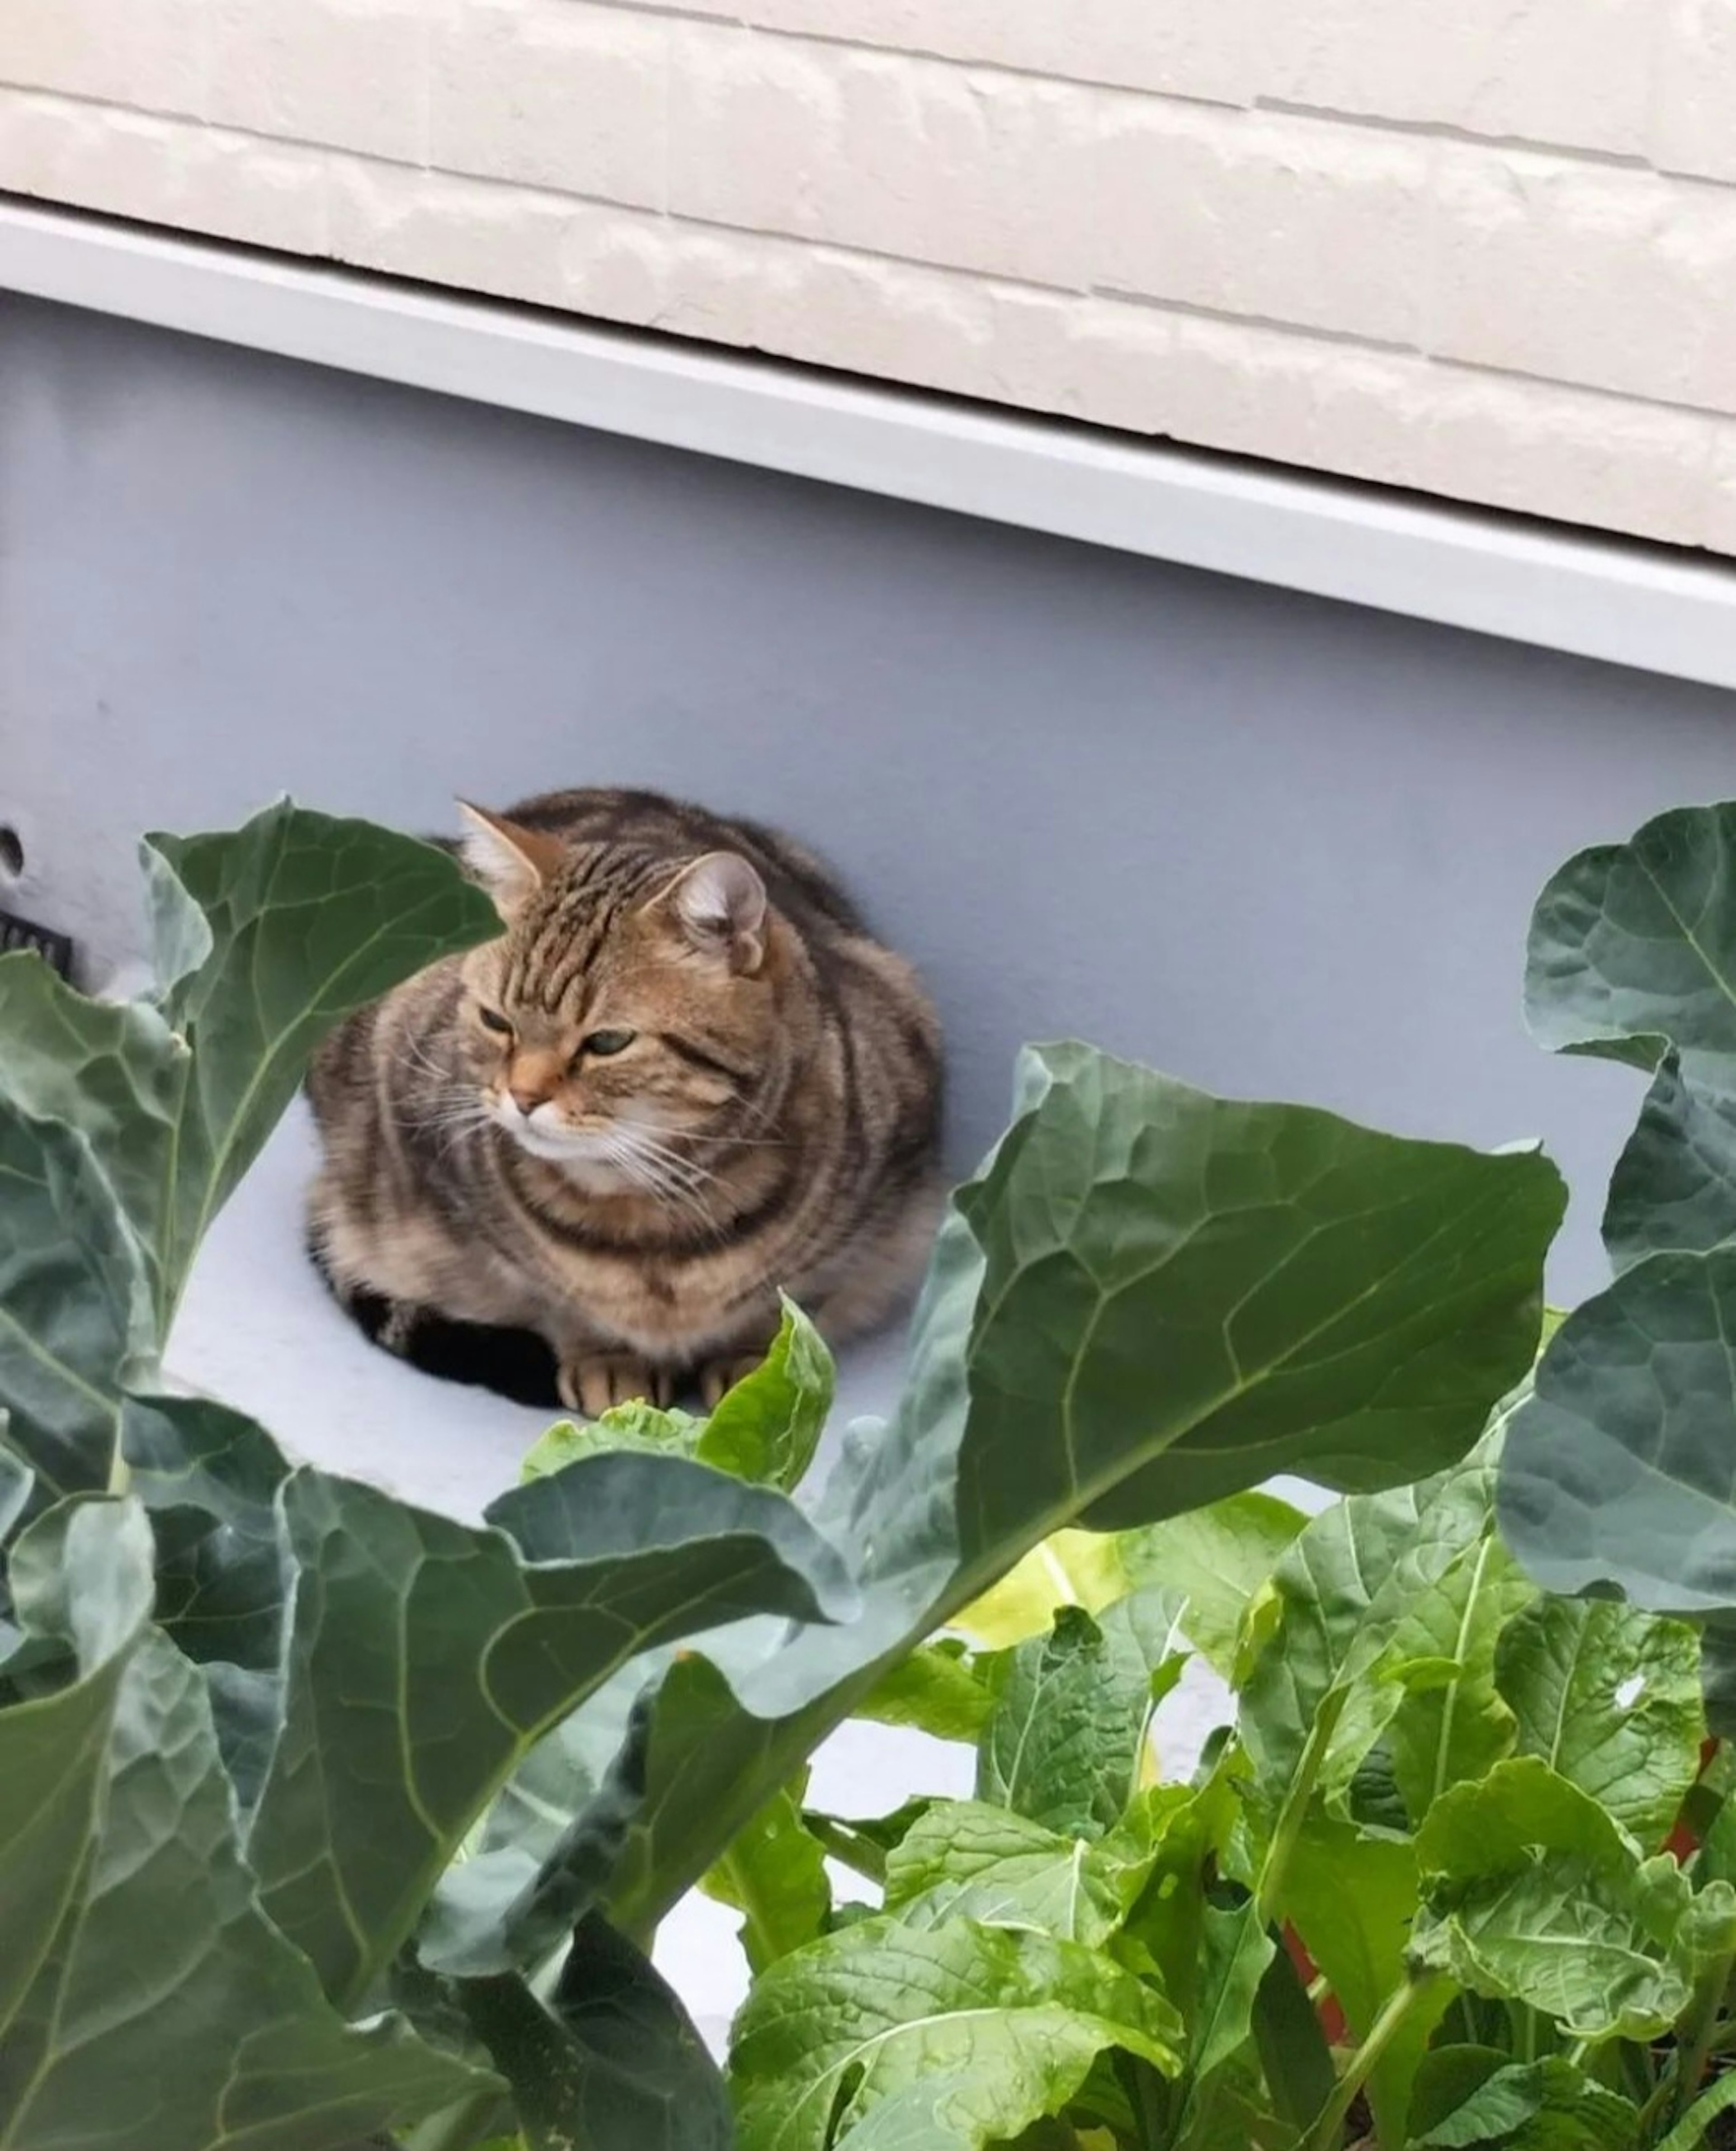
[456,809,781,1186]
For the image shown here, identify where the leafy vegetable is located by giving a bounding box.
[0,799,1594,2151]
[729,1919,1183,2151]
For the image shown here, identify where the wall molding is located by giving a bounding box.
[4,196,1735,692]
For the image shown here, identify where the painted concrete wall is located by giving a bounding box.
[6,294,1736,1308]
[5,2,1736,550]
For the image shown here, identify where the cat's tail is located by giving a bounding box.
[304,1230,563,1411]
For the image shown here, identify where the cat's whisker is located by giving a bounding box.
[606,1130,726,1241]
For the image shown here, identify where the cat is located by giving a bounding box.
[306,787,944,1417]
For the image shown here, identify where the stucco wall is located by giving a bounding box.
[4,1,1736,550]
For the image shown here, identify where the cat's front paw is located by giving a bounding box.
[698,1352,770,1412]
[557,1352,674,1419]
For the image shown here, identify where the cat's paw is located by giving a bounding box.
[698,1352,769,1412]
[557,1352,674,1419]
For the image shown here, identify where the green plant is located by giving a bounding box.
[0,803,1562,2149]
[724,1434,1736,2150]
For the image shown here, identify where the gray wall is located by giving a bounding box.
[4,291,1734,1300]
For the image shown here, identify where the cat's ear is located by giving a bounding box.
[457,803,566,919]
[660,852,768,974]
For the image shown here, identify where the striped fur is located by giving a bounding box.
[306,788,944,1416]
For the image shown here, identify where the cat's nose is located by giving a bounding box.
[508,1083,549,1117]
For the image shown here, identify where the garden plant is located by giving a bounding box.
[1,797,1733,2148]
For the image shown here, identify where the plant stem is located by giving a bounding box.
[1257,1688,1348,1926]
[1299,1975,1443,2151]
[1663,1944,1736,2136]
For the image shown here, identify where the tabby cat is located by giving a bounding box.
[307,788,944,1416]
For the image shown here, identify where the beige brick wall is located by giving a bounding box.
[5,0,1736,552]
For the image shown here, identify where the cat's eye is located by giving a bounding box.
[476,1006,513,1036]
[581,1028,637,1058]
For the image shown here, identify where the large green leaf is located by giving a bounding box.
[0,1498,492,2149]
[1498,1250,1736,1616]
[976,1593,1182,1839]
[249,1455,858,2009]
[949,1048,1563,1538]
[145,804,499,1300]
[1412,1758,1736,2042]
[5,806,494,1325]
[1524,803,1736,1080]
[1495,1597,1705,1845]
[727,1917,1182,2151]
[0,805,495,1502]
[606,1047,1562,1934]
[459,1914,731,2151]
[1525,804,1736,1267]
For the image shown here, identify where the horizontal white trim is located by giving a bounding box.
[4,196,1736,690]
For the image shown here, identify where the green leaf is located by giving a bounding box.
[1114,1759,1243,2035]
[459,1914,731,2151]
[1495,1597,1705,1845]
[420,1693,655,1981]
[1499,1249,1736,1617]
[1524,803,1736,1081]
[0,1104,150,1502]
[1275,1813,1442,2144]
[976,1593,1182,1839]
[1239,1455,1512,1818]
[697,1296,835,1490]
[248,1455,858,2009]
[883,1799,1170,1949]
[1703,1623,1736,1745]
[1177,1900,1276,2111]
[953,1532,1132,1650]
[522,1407,702,1477]
[728,1918,1182,2151]
[1382,1527,1535,1825]
[1248,1941,1337,2141]
[1117,1493,1307,1681]
[122,1393,289,1672]
[701,1780,831,1975]
[0,1498,492,2149]
[1525,802,1736,1270]
[854,1639,998,1744]
[608,1046,1562,1936]
[1410,2055,1639,2148]
[1655,2070,1736,2151]
[146,804,499,1301]
[122,1392,294,1808]
[0,1445,30,1541]
[1603,1055,1736,1270]
[955,1048,1565,1539]
[1412,1757,1720,2042]
[0,806,496,1498]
